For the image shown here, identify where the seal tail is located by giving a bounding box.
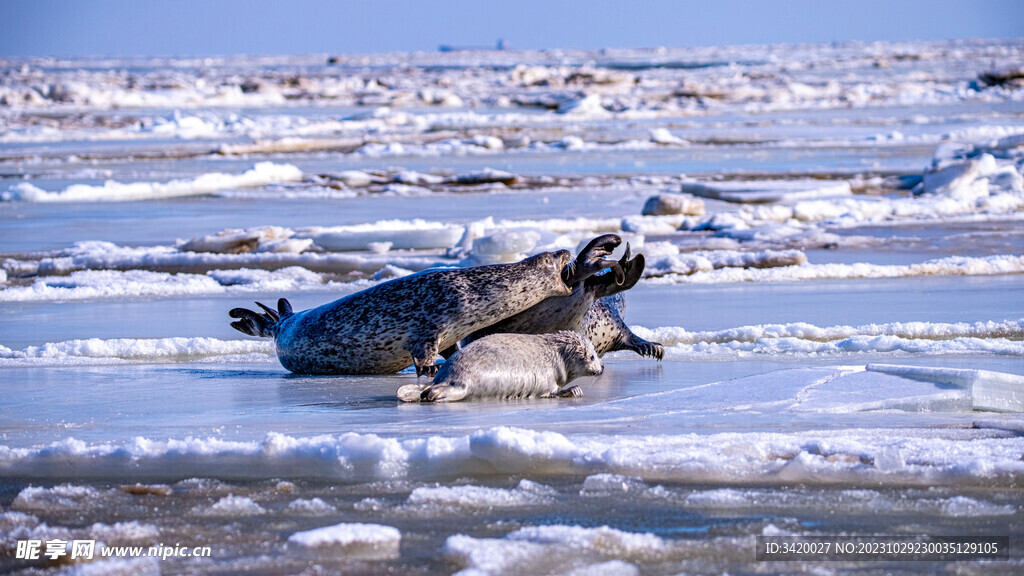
[229,298,292,338]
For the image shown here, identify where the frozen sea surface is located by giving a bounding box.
[2,39,1024,575]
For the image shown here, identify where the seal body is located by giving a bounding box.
[229,251,572,375]
[582,294,664,359]
[398,331,603,402]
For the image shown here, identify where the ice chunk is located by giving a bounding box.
[194,494,266,517]
[972,372,1024,412]
[681,179,852,203]
[286,497,338,515]
[13,485,99,511]
[451,168,518,186]
[866,364,1024,412]
[580,474,646,496]
[393,170,444,186]
[180,226,300,254]
[923,154,1022,200]
[406,480,554,509]
[297,219,463,251]
[649,128,688,146]
[640,194,705,216]
[467,230,541,265]
[556,93,607,116]
[288,522,400,560]
[795,369,972,413]
[643,249,806,277]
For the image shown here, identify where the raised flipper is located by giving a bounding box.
[563,234,626,286]
[229,298,292,338]
[586,244,645,300]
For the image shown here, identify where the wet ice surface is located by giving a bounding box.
[2,40,1024,575]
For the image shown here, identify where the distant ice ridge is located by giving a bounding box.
[634,318,1024,346]
[628,318,1024,359]
[3,318,1019,367]
[2,425,1023,485]
[1,162,302,202]
[643,254,1024,284]
[0,337,274,367]
[0,267,373,302]
[3,253,1021,303]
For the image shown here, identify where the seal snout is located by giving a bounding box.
[554,249,575,292]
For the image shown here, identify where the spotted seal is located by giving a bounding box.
[581,293,664,359]
[397,331,603,402]
[228,238,624,376]
[464,237,663,360]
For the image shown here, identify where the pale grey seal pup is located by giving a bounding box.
[229,238,624,376]
[397,331,603,402]
[464,238,664,360]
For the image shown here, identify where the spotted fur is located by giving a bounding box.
[581,294,664,359]
[229,251,572,375]
[398,331,603,402]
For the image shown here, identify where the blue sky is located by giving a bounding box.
[1,0,1021,58]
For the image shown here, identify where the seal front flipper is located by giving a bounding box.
[229,301,282,337]
[543,385,584,399]
[406,338,441,377]
[626,337,665,361]
[424,383,468,402]
[397,383,430,403]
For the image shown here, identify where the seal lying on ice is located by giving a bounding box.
[228,237,625,376]
[464,239,664,360]
[397,331,603,402]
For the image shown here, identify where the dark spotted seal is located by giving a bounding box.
[229,238,623,376]
[582,293,664,359]
[465,238,663,360]
[397,331,603,402]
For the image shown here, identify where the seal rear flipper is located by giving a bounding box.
[277,298,294,319]
[228,302,280,338]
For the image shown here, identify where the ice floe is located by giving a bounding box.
[642,254,1024,284]
[681,179,853,204]
[0,337,274,367]
[3,413,1024,484]
[405,480,556,510]
[2,162,303,202]
[287,522,401,560]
